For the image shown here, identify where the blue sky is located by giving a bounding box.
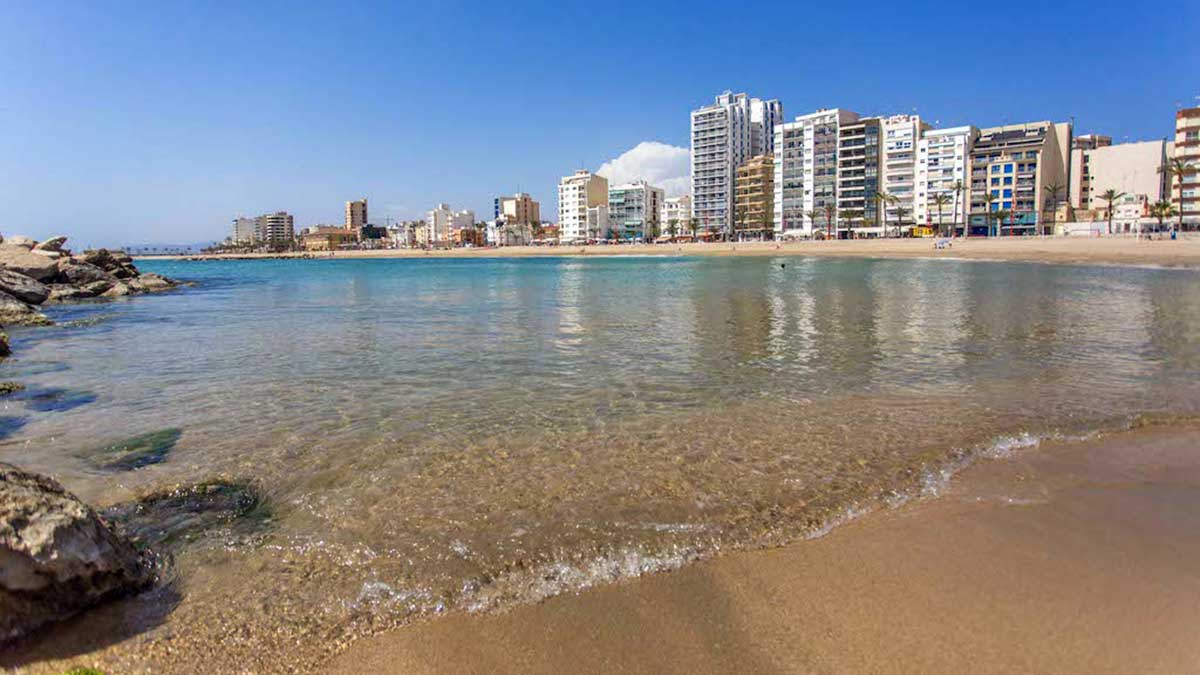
[1,0,1196,247]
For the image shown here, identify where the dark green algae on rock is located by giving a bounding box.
[80,429,183,472]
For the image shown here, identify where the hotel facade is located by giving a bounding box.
[691,92,781,237]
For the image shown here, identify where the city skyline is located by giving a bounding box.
[1,1,1197,246]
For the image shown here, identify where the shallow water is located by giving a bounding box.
[3,255,1200,670]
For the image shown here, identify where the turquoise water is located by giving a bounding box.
[3,255,1200,668]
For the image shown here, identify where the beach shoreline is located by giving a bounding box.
[138,236,1200,268]
[328,421,1200,674]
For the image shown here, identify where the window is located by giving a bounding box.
[1004,164,1013,174]
[1003,177,1012,185]
[991,178,1000,186]
[1003,189,1012,198]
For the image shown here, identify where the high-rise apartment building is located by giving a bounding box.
[231,217,257,244]
[773,108,860,237]
[255,212,295,245]
[558,170,609,243]
[836,117,882,236]
[968,121,1071,235]
[659,195,692,237]
[691,92,781,236]
[733,154,774,238]
[1068,140,1172,215]
[494,192,541,226]
[345,199,368,230]
[1174,107,1200,225]
[915,126,978,235]
[880,115,932,232]
[608,180,664,240]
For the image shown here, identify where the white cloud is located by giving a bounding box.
[596,141,690,197]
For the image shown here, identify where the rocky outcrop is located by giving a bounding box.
[0,246,59,282]
[0,269,50,305]
[0,235,182,326]
[0,463,154,642]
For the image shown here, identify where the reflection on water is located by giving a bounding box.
[2,256,1199,671]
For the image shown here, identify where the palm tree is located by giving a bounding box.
[981,193,997,236]
[1150,201,1177,236]
[667,219,678,240]
[823,203,837,239]
[804,209,822,239]
[839,209,864,239]
[894,202,910,238]
[872,191,892,236]
[952,180,965,238]
[932,193,951,237]
[1161,158,1196,233]
[992,209,1011,238]
[1043,182,1063,236]
[1098,188,1126,235]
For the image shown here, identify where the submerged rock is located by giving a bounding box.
[0,381,24,396]
[15,387,97,413]
[0,269,50,305]
[46,283,97,302]
[0,416,28,439]
[0,332,8,358]
[101,480,265,549]
[82,428,182,472]
[0,463,153,642]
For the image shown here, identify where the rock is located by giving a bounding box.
[0,382,24,396]
[101,282,131,298]
[30,249,62,260]
[101,479,265,549]
[79,249,117,271]
[4,236,35,249]
[12,387,97,413]
[0,463,153,642]
[82,428,182,472]
[0,269,50,305]
[32,236,67,252]
[138,273,176,289]
[47,284,96,302]
[0,332,8,357]
[81,280,114,296]
[0,290,52,326]
[112,265,137,279]
[0,246,60,282]
[56,259,116,286]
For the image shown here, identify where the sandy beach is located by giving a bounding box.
[145,235,1200,268]
[330,421,1200,674]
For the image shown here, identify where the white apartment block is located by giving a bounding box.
[915,126,978,233]
[426,203,475,245]
[691,91,781,236]
[255,211,294,245]
[1069,140,1172,213]
[773,108,860,237]
[880,115,931,228]
[231,217,257,244]
[558,170,609,242]
[608,180,664,240]
[659,195,692,236]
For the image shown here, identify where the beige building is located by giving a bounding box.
[495,192,540,226]
[734,154,774,238]
[1175,107,1200,225]
[968,121,1071,235]
[1069,139,1171,214]
[255,211,295,245]
[303,226,358,251]
[345,199,368,230]
[558,170,608,242]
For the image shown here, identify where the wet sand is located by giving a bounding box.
[145,236,1200,268]
[329,423,1200,674]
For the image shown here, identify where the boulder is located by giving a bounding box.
[0,246,59,282]
[0,290,51,326]
[0,269,50,305]
[112,265,137,279]
[0,382,24,396]
[101,479,264,549]
[0,463,153,642]
[101,282,131,298]
[0,332,8,357]
[81,280,114,296]
[31,236,67,253]
[56,259,115,286]
[79,249,118,271]
[30,250,62,260]
[4,236,35,249]
[47,284,96,302]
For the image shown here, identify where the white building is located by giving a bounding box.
[607,180,664,240]
[586,205,610,241]
[915,125,978,234]
[558,170,609,243]
[659,195,692,237]
[231,217,257,244]
[426,203,475,245]
[691,91,781,237]
[773,108,860,237]
[880,115,932,230]
[1069,139,1172,214]
[255,212,294,245]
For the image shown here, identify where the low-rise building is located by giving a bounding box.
[1069,139,1172,213]
[659,195,692,238]
[302,226,357,251]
